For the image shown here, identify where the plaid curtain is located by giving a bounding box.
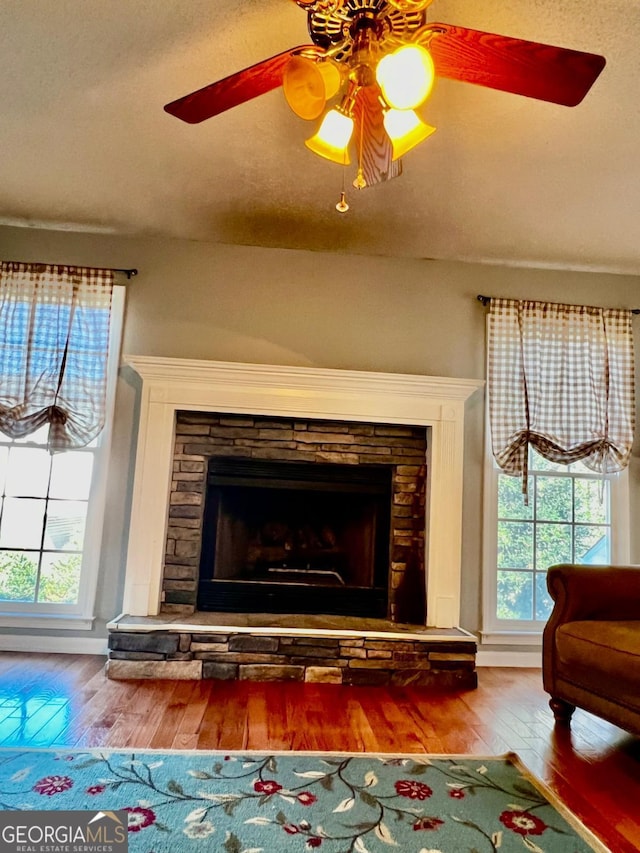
[0,261,114,451]
[487,298,635,484]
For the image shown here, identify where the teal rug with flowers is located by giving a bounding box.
[0,748,609,852]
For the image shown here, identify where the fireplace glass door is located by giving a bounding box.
[198,458,392,617]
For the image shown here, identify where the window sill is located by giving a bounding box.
[480,630,543,646]
[0,613,95,631]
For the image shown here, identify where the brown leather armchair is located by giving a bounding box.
[543,563,640,736]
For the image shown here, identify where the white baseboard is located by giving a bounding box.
[477,650,542,668]
[0,635,108,655]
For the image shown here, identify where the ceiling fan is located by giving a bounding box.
[164,0,606,202]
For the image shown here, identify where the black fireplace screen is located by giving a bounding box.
[198,458,392,617]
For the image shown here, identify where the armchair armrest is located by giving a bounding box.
[546,563,640,624]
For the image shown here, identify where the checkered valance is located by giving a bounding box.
[0,261,114,451]
[487,298,635,482]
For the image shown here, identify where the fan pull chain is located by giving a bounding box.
[335,161,349,213]
[336,191,349,213]
[353,106,367,190]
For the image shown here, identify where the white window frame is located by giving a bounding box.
[481,413,631,645]
[0,285,125,630]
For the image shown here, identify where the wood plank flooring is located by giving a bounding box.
[0,653,638,852]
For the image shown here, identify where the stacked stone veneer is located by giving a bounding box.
[164,412,428,623]
[107,630,477,689]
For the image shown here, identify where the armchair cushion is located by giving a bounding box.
[556,620,640,702]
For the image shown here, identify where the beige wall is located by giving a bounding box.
[1,225,639,642]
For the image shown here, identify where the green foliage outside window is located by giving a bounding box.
[0,551,81,603]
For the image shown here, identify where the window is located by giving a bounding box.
[0,286,124,629]
[482,298,633,644]
[482,443,629,643]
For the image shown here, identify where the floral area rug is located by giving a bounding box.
[0,748,609,852]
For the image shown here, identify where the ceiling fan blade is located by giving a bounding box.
[353,87,402,187]
[427,23,606,107]
[165,45,322,123]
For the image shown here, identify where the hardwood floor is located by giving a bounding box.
[0,653,638,852]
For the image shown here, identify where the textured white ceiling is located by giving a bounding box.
[0,0,638,273]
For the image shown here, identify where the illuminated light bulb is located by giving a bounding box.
[383,109,436,160]
[305,108,354,164]
[376,44,435,111]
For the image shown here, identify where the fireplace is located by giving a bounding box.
[121,357,482,629]
[198,457,392,617]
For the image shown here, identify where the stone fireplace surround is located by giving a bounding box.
[165,411,428,623]
[109,358,482,685]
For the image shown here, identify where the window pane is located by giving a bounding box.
[574,479,608,524]
[536,477,572,522]
[497,571,533,620]
[569,458,594,474]
[498,521,533,569]
[498,474,533,519]
[13,424,50,445]
[5,448,51,497]
[576,526,610,564]
[0,498,46,549]
[38,552,81,604]
[44,501,87,550]
[49,453,94,500]
[529,448,566,473]
[535,522,573,570]
[535,571,554,621]
[0,550,38,602]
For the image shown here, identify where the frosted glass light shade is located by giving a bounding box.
[383,109,436,159]
[305,109,354,164]
[376,45,435,111]
[283,56,342,120]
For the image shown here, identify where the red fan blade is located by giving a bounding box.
[353,86,402,187]
[427,23,606,107]
[165,45,321,123]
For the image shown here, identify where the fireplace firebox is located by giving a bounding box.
[198,458,392,617]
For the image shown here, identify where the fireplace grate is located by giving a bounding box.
[198,578,388,617]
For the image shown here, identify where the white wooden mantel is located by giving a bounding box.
[122,357,483,629]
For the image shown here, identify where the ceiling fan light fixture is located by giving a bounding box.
[165,1,607,198]
[305,107,354,164]
[376,44,435,110]
[383,108,436,160]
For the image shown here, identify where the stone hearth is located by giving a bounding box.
[106,613,477,688]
